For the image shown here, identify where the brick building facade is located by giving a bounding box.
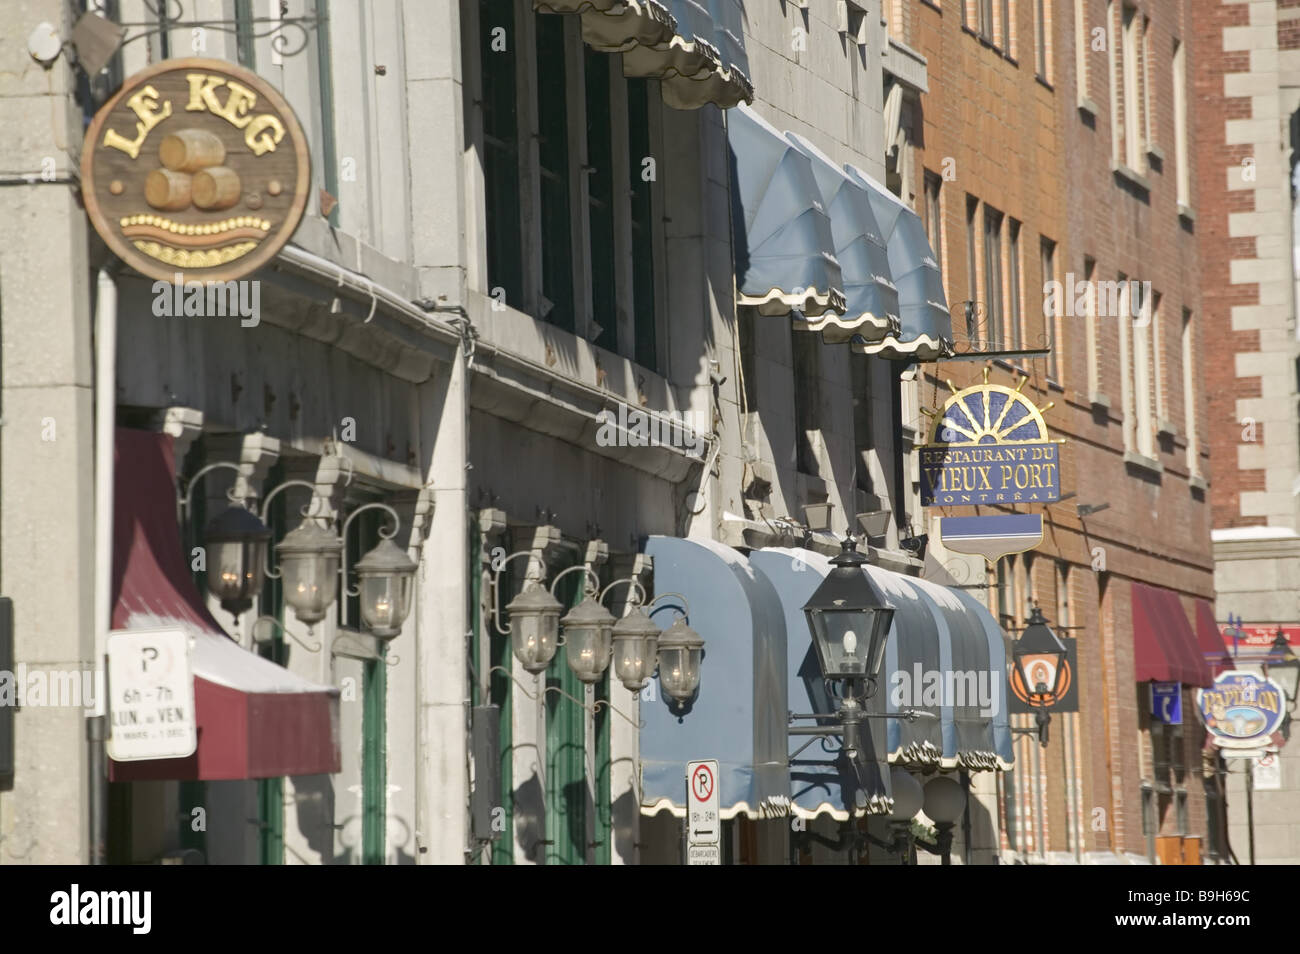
[896,0,1217,862]
[1195,0,1300,865]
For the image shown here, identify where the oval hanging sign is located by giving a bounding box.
[1195,670,1287,750]
[81,58,310,284]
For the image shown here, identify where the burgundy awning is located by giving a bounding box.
[1131,583,1213,688]
[109,428,340,782]
[1194,599,1233,679]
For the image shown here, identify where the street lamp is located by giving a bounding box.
[353,538,418,638]
[656,616,705,704]
[611,605,661,691]
[503,583,565,673]
[801,536,895,693]
[1012,605,1068,746]
[276,518,344,632]
[202,504,271,620]
[1265,627,1300,708]
[562,595,617,684]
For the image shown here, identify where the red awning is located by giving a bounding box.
[1131,583,1213,688]
[109,428,340,781]
[1194,599,1233,678]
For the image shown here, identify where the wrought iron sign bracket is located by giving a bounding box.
[110,2,324,59]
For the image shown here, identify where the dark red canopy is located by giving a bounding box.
[1131,583,1213,688]
[109,428,340,781]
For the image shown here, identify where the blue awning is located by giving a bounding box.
[640,536,790,818]
[844,165,953,360]
[785,133,900,345]
[749,547,1013,819]
[728,105,846,318]
[599,0,753,109]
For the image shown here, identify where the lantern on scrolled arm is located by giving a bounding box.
[612,606,661,691]
[1267,628,1300,706]
[656,617,705,703]
[353,538,418,638]
[203,505,272,619]
[505,584,564,673]
[1012,606,1068,704]
[276,519,343,629]
[562,596,617,684]
[801,537,895,690]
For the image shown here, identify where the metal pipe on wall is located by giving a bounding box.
[89,265,118,865]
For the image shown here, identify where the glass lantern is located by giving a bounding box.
[354,538,418,638]
[612,606,661,691]
[561,596,617,684]
[276,519,343,627]
[203,505,271,618]
[656,617,705,703]
[505,584,563,673]
[1013,606,1068,703]
[802,537,894,686]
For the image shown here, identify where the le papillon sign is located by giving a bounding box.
[81,58,310,284]
[920,374,1062,507]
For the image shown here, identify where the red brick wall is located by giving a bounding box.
[1195,0,1267,528]
[911,0,1215,859]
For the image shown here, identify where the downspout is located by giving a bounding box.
[90,265,117,864]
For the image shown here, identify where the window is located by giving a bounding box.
[1173,39,1190,206]
[314,0,339,227]
[792,328,823,476]
[1056,561,1071,629]
[627,79,658,369]
[1075,0,1090,106]
[1008,220,1022,351]
[1182,308,1200,475]
[1035,0,1050,79]
[982,0,995,41]
[842,0,871,46]
[471,7,665,371]
[1001,0,1013,54]
[1121,3,1143,169]
[1142,16,1153,155]
[925,172,943,269]
[235,0,256,68]
[1151,291,1165,427]
[966,195,980,336]
[479,0,524,312]
[1132,282,1155,457]
[537,15,576,333]
[585,46,616,350]
[984,206,1005,346]
[1083,256,1099,394]
[1041,237,1058,379]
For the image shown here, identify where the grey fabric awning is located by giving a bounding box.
[749,547,1014,820]
[544,0,753,110]
[728,104,846,318]
[844,165,953,360]
[640,536,790,819]
[785,133,901,345]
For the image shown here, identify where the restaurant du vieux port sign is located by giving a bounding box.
[920,370,1062,507]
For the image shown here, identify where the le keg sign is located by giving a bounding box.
[81,58,310,284]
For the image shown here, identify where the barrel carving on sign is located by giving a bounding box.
[80,58,310,284]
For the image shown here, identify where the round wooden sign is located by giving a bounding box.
[81,58,310,284]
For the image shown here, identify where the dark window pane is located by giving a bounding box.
[481,0,523,311]
[585,47,616,352]
[627,77,657,370]
[537,14,575,332]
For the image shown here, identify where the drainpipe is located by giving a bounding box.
[90,265,117,864]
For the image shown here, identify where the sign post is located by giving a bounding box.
[685,759,720,865]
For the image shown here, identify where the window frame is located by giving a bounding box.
[983,205,1005,347]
